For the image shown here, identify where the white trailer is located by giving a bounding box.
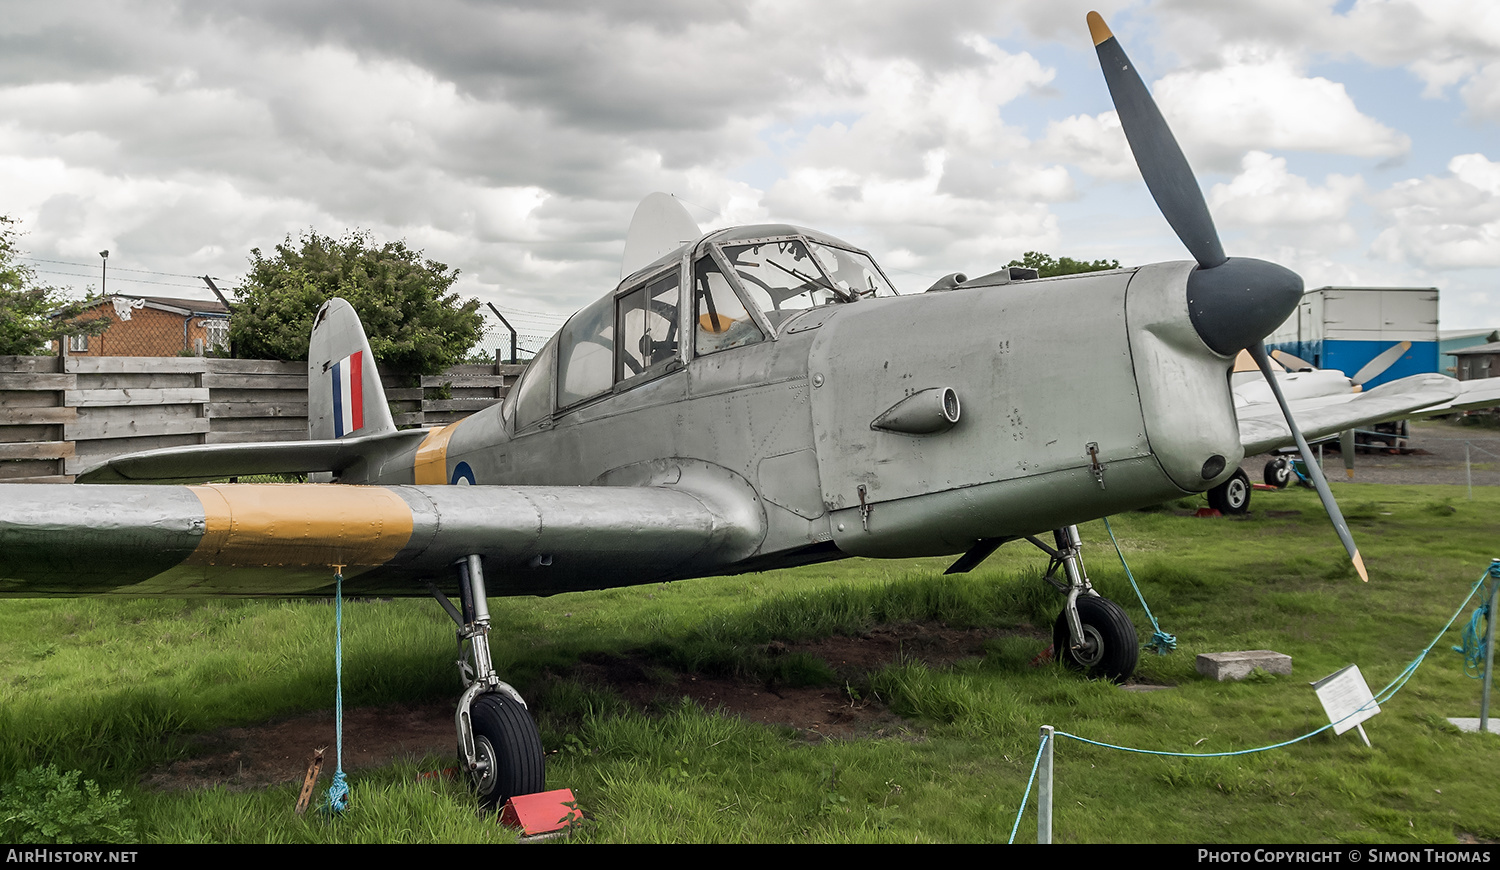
[1268,286,1439,388]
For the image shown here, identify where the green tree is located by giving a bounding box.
[228,230,484,374]
[0,216,110,356]
[1007,251,1121,278]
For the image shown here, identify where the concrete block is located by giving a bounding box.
[1196,650,1292,681]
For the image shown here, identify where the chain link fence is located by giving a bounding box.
[60,297,229,358]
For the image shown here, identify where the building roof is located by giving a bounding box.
[55,294,229,318]
[1440,328,1500,341]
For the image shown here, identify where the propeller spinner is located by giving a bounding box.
[1087,11,1367,581]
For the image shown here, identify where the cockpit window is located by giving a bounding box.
[556,293,614,408]
[808,242,898,299]
[617,270,680,380]
[719,239,850,328]
[511,332,557,430]
[693,255,762,355]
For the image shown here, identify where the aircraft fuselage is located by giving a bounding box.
[373,229,1244,590]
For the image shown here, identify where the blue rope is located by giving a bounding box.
[1101,517,1176,655]
[1452,561,1498,678]
[1050,565,1493,759]
[1007,731,1050,844]
[1004,566,1494,842]
[323,570,349,814]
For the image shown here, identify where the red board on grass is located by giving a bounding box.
[501,788,582,835]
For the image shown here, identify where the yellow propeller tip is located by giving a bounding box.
[1353,551,1368,583]
[1087,11,1114,45]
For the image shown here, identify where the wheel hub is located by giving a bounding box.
[472,734,498,796]
[1071,625,1105,667]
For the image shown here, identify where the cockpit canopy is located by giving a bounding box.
[706,226,898,326]
[506,225,897,430]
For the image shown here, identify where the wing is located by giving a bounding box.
[1405,377,1500,418]
[0,482,763,598]
[1238,373,1461,456]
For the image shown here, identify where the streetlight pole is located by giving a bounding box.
[99,250,109,297]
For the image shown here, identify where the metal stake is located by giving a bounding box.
[1038,725,1054,844]
[1467,442,1473,501]
[1483,560,1498,735]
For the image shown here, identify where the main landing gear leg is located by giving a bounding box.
[1030,525,1139,683]
[428,555,545,809]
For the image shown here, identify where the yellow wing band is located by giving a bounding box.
[187,484,415,568]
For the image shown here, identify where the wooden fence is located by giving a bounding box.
[0,356,525,482]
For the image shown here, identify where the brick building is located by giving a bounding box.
[54,295,230,357]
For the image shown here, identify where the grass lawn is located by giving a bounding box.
[1,483,1497,843]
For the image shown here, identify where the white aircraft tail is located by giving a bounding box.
[307,298,396,440]
[621,192,701,278]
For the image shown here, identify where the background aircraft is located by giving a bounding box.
[0,13,1487,809]
[1224,347,1500,500]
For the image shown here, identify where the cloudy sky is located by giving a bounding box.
[2,0,1498,352]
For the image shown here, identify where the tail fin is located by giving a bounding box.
[308,298,395,440]
[621,192,701,278]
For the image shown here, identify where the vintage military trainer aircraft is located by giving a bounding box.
[0,13,1488,808]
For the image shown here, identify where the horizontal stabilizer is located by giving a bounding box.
[76,428,429,484]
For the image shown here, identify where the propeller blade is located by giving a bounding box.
[1087,12,1302,356]
[1340,428,1356,480]
[1351,340,1412,386]
[1250,345,1368,581]
[1271,349,1317,371]
[1087,12,1225,270]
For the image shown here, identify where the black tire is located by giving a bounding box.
[468,693,546,809]
[1052,595,1139,683]
[1263,458,1291,489]
[1207,468,1251,514]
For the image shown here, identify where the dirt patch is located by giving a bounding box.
[141,702,459,794]
[572,623,1031,743]
[143,622,1048,793]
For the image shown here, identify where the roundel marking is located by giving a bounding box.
[451,461,476,486]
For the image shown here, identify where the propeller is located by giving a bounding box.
[1351,340,1412,386]
[1272,340,1410,386]
[1270,348,1316,371]
[1088,11,1368,581]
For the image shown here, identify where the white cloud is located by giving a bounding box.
[0,0,1490,330]
[1038,111,1135,181]
[758,34,1068,278]
[1460,62,1500,121]
[1207,151,1363,252]
[1152,0,1500,120]
[1152,51,1410,170]
[1371,152,1500,268]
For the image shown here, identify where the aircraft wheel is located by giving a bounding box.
[468,692,545,809]
[1053,595,1139,683]
[1207,468,1251,514]
[1263,457,1291,489]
